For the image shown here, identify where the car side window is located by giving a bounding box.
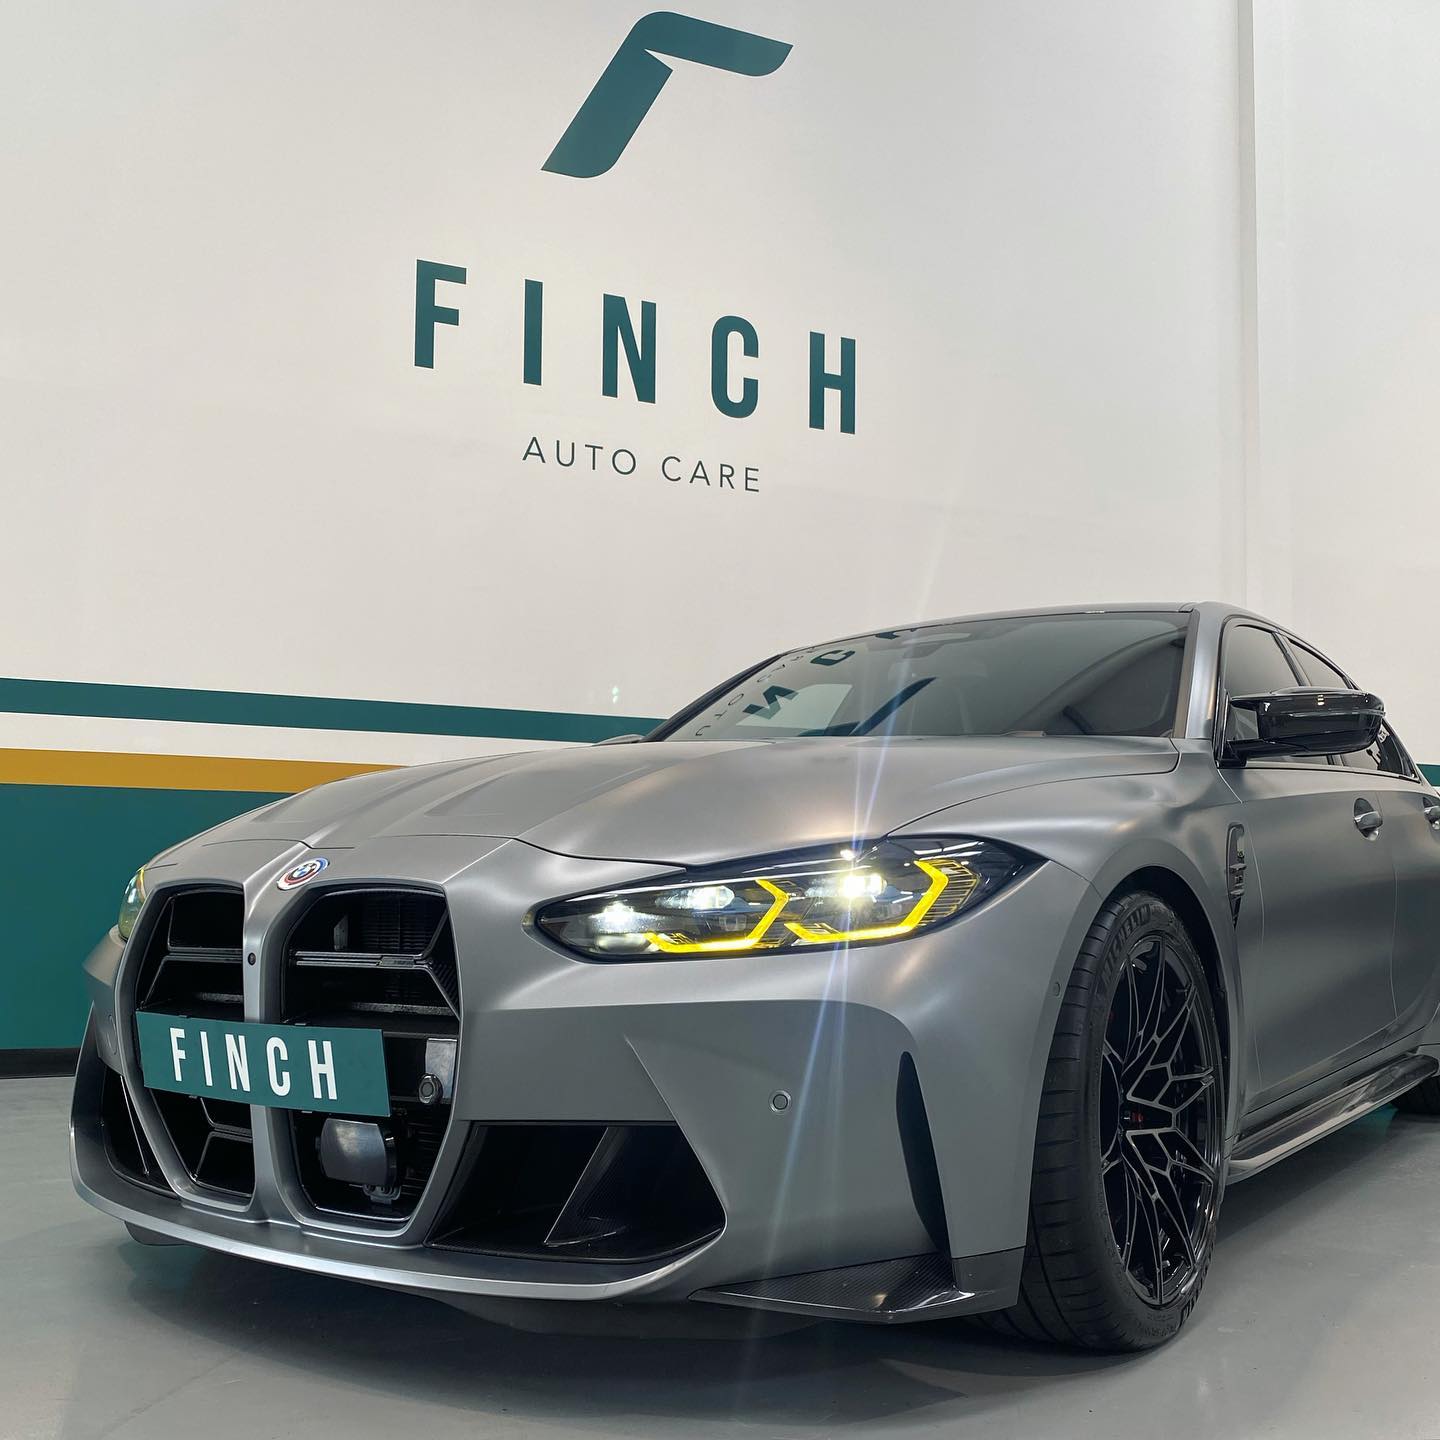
[1288,642,1350,691]
[1282,640,1348,767]
[1221,625,1301,747]
[1338,727,1412,777]
[1288,640,1414,779]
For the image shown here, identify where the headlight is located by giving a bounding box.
[535,838,1030,960]
[117,867,147,942]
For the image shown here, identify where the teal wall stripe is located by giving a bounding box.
[0,677,662,743]
[1421,764,1440,785]
[0,783,280,1050]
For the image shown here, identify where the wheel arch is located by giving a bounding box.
[1094,862,1240,1138]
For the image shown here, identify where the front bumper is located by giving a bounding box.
[71,835,1097,1322]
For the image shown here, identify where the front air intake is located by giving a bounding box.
[100,1064,169,1194]
[429,1123,725,1264]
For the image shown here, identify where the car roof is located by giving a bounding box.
[819,600,1278,648]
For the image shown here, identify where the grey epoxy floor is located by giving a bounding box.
[6,1077,1440,1440]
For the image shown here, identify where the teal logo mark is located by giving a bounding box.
[544,11,792,178]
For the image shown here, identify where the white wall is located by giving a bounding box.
[1,1,1437,760]
[1246,0,1440,742]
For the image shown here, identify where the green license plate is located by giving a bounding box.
[136,1012,390,1117]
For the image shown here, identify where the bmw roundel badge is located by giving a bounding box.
[277,856,329,890]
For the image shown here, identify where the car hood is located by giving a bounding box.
[191,736,1179,869]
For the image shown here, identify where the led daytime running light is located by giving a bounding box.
[646,877,789,953]
[785,857,972,943]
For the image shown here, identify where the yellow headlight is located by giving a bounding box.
[784,857,976,944]
[537,840,1026,961]
[117,867,147,942]
[646,878,790,953]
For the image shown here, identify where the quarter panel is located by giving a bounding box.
[1374,779,1440,1031]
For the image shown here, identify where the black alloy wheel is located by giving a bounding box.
[1100,930,1223,1307]
[981,890,1225,1351]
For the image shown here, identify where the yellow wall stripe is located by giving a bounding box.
[0,748,393,793]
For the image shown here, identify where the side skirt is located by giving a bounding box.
[1227,1052,1438,1182]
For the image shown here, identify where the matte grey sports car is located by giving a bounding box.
[71,602,1440,1350]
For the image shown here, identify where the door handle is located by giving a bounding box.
[1354,799,1383,836]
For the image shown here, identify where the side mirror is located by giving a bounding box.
[1226,687,1384,760]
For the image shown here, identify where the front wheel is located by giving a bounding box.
[981,890,1225,1350]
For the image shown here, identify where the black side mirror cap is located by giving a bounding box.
[1226,687,1385,760]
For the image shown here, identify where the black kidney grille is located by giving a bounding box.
[151,1089,255,1197]
[425,944,460,1015]
[283,888,459,1222]
[292,1104,450,1216]
[291,889,446,962]
[287,889,458,1022]
[134,888,245,1020]
[127,886,255,1201]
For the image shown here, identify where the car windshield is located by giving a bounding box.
[663,612,1190,741]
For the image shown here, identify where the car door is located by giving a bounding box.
[1218,622,1397,1106]
[1286,637,1440,1034]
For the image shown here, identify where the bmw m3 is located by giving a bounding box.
[70,602,1440,1350]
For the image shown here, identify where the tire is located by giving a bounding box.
[1392,1077,1440,1116]
[979,890,1225,1351]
